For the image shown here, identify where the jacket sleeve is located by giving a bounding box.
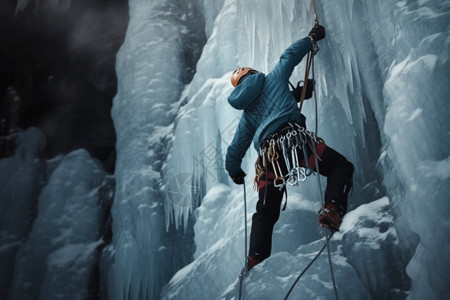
[269,37,313,82]
[225,115,254,176]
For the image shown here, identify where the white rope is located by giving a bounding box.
[238,181,248,300]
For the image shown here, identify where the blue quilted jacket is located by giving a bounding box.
[225,37,313,176]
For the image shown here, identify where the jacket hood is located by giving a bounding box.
[228,72,265,110]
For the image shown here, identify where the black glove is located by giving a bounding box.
[230,169,246,185]
[291,79,315,102]
[308,24,325,42]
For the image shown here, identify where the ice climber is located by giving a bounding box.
[225,25,354,271]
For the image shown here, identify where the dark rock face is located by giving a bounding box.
[0,0,129,173]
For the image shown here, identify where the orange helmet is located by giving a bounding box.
[231,67,258,87]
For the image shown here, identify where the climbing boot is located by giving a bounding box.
[246,255,261,271]
[318,203,344,232]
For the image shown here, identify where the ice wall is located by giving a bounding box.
[380,2,450,298]
[6,149,108,300]
[2,0,447,299]
[110,0,449,299]
[108,0,206,299]
[0,128,45,299]
[158,0,449,299]
[0,126,111,300]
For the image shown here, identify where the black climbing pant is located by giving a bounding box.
[249,145,354,261]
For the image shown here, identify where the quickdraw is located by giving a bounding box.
[289,130,307,184]
[268,139,285,188]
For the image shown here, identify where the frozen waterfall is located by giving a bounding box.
[1,0,449,299]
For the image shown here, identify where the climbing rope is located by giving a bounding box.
[238,181,248,300]
[283,232,334,300]
[309,33,340,300]
[284,0,340,299]
[326,230,339,300]
[244,181,248,265]
[283,54,339,300]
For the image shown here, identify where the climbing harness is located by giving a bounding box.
[254,124,325,213]
[238,181,248,300]
[255,124,324,192]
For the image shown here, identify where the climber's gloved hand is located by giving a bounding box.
[230,169,246,185]
[291,79,315,102]
[308,24,325,42]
